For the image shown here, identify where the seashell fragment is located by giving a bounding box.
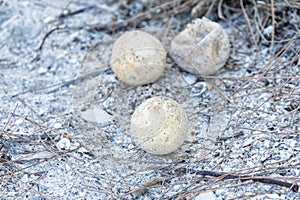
[130,96,188,155]
[111,30,166,86]
[170,17,230,75]
[56,138,71,150]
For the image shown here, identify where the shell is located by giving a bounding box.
[170,17,230,75]
[130,96,188,155]
[110,30,166,86]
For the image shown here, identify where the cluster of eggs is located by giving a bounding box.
[109,18,230,155]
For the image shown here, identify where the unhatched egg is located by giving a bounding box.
[130,96,188,155]
[110,30,166,86]
[170,17,230,76]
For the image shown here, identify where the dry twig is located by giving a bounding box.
[174,168,299,192]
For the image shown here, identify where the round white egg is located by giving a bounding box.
[130,97,188,155]
[111,30,166,86]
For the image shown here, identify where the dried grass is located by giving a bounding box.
[1,0,300,199]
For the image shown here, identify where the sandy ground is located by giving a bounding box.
[0,0,300,199]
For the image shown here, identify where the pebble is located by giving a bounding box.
[14,119,23,126]
[183,74,197,85]
[53,122,62,129]
[80,108,113,124]
[21,174,29,183]
[37,67,48,74]
[265,193,280,199]
[263,25,274,38]
[43,16,57,23]
[215,188,226,195]
[195,191,216,200]
[243,138,253,147]
[56,138,71,150]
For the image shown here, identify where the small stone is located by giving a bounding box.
[43,16,56,23]
[65,163,71,171]
[56,138,71,150]
[21,174,29,183]
[130,96,188,155]
[195,191,216,200]
[53,122,62,129]
[80,108,113,124]
[215,188,226,195]
[266,193,280,199]
[263,25,274,38]
[78,147,89,154]
[183,74,197,85]
[170,17,230,75]
[37,67,48,74]
[243,138,253,147]
[111,30,166,86]
[15,119,23,126]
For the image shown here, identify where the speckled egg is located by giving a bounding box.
[130,96,188,155]
[111,30,166,86]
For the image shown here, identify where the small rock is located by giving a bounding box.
[37,67,48,74]
[80,108,113,124]
[21,174,29,183]
[43,16,56,23]
[243,138,253,147]
[56,138,71,150]
[53,122,62,129]
[215,188,226,196]
[195,191,216,200]
[65,163,71,171]
[183,74,197,85]
[263,25,274,38]
[15,119,23,126]
[266,193,280,199]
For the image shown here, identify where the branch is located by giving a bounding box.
[175,168,299,192]
[86,0,199,31]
